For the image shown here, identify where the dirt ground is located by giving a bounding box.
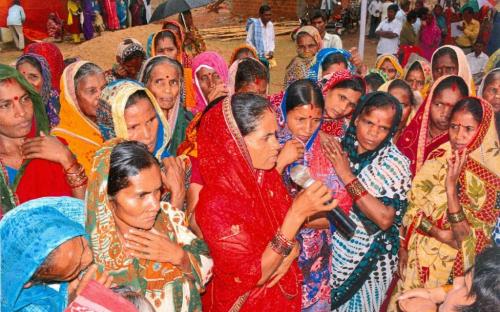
[0,5,377,93]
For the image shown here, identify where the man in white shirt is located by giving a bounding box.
[376,4,402,55]
[6,0,25,50]
[246,5,275,60]
[381,0,394,21]
[368,0,382,39]
[310,9,343,49]
[396,1,410,24]
[466,41,489,84]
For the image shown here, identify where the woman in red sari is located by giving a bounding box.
[196,93,338,311]
[396,75,471,176]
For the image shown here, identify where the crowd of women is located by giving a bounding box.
[0,15,499,312]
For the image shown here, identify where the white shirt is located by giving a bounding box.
[412,17,421,33]
[6,4,25,26]
[246,19,275,54]
[368,0,382,17]
[396,9,406,24]
[376,18,402,54]
[323,32,343,49]
[466,52,489,74]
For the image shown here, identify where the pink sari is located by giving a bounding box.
[419,15,442,61]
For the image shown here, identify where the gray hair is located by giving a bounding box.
[74,62,103,92]
[111,286,156,312]
[139,56,184,86]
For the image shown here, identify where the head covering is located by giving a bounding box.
[366,68,389,83]
[51,61,104,176]
[419,13,442,60]
[227,59,242,96]
[146,29,182,60]
[308,48,355,80]
[375,54,404,78]
[401,97,500,291]
[16,53,60,127]
[86,139,210,311]
[195,97,301,310]
[478,67,500,97]
[403,53,433,99]
[96,80,171,160]
[116,38,145,62]
[396,75,473,176]
[229,44,258,66]
[484,48,500,74]
[1,197,86,311]
[295,26,324,52]
[431,45,474,90]
[0,64,49,212]
[24,42,64,92]
[191,51,228,114]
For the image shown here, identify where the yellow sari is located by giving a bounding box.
[397,97,500,292]
[375,54,404,79]
[51,61,104,176]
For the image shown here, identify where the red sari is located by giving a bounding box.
[196,98,301,311]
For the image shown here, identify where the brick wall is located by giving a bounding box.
[231,0,302,19]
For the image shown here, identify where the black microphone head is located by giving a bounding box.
[290,165,314,188]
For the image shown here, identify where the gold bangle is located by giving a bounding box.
[448,210,466,224]
[419,218,433,234]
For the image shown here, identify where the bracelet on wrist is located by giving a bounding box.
[419,218,433,234]
[448,210,466,224]
[64,162,88,189]
[269,229,295,257]
[345,178,368,202]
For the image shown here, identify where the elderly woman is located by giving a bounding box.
[196,93,339,311]
[52,61,106,176]
[86,140,212,311]
[479,68,500,112]
[284,26,323,88]
[0,65,86,215]
[321,92,412,311]
[1,197,112,311]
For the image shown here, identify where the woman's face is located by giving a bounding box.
[406,68,425,92]
[17,62,43,93]
[432,54,458,80]
[286,104,323,143]
[112,165,162,231]
[390,87,412,129]
[121,56,144,79]
[146,63,180,112]
[354,106,395,154]
[430,86,465,133]
[76,73,106,119]
[35,236,93,282]
[244,109,281,170]
[155,37,178,60]
[124,97,159,153]
[297,33,319,58]
[196,67,223,101]
[0,80,34,139]
[325,87,362,120]
[380,59,398,80]
[449,110,480,151]
[482,74,500,112]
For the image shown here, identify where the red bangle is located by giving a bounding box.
[345,178,368,202]
[269,230,295,257]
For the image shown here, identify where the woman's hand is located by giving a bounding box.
[445,149,467,192]
[291,180,338,219]
[349,47,364,69]
[276,139,304,173]
[68,264,113,302]
[398,247,408,281]
[21,132,74,169]
[321,136,355,183]
[398,286,447,305]
[398,297,438,312]
[435,229,455,246]
[207,81,229,103]
[124,228,190,271]
[161,157,186,209]
[266,243,300,288]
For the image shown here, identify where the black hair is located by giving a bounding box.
[285,79,324,113]
[408,61,423,74]
[321,53,348,72]
[359,92,400,122]
[16,56,42,75]
[125,89,151,110]
[259,4,271,15]
[331,77,366,95]
[234,58,269,92]
[231,93,271,136]
[140,56,183,85]
[388,79,416,107]
[154,31,178,51]
[310,9,327,23]
[401,1,410,10]
[458,247,500,312]
[432,47,459,69]
[432,75,469,101]
[388,4,399,13]
[407,10,418,22]
[74,62,103,91]
[122,51,145,64]
[463,7,474,14]
[450,97,483,124]
[364,73,385,92]
[107,141,159,197]
[236,47,256,59]
[416,7,429,18]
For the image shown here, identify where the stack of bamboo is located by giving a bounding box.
[199,21,300,41]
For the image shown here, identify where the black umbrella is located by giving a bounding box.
[150,0,212,22]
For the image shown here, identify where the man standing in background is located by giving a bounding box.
[310,9,343,48]
[246,5,275,62]
[368,0,383,39]
[6,0,25,50]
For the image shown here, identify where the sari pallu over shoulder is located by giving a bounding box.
[398,97,500,294]
[196,97,301,311]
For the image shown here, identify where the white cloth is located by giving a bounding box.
[412,17,421,33]
[6,4,25,26]
[376,18,402,54]
[321,0,335,10]
[323,32,343,49]
[466,52,489,75]
[381,2,393,21]
[369,0,383,17]
[396,9,407,24]
[246,19,275,54]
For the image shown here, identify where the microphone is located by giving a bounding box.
[290,165,356,239]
